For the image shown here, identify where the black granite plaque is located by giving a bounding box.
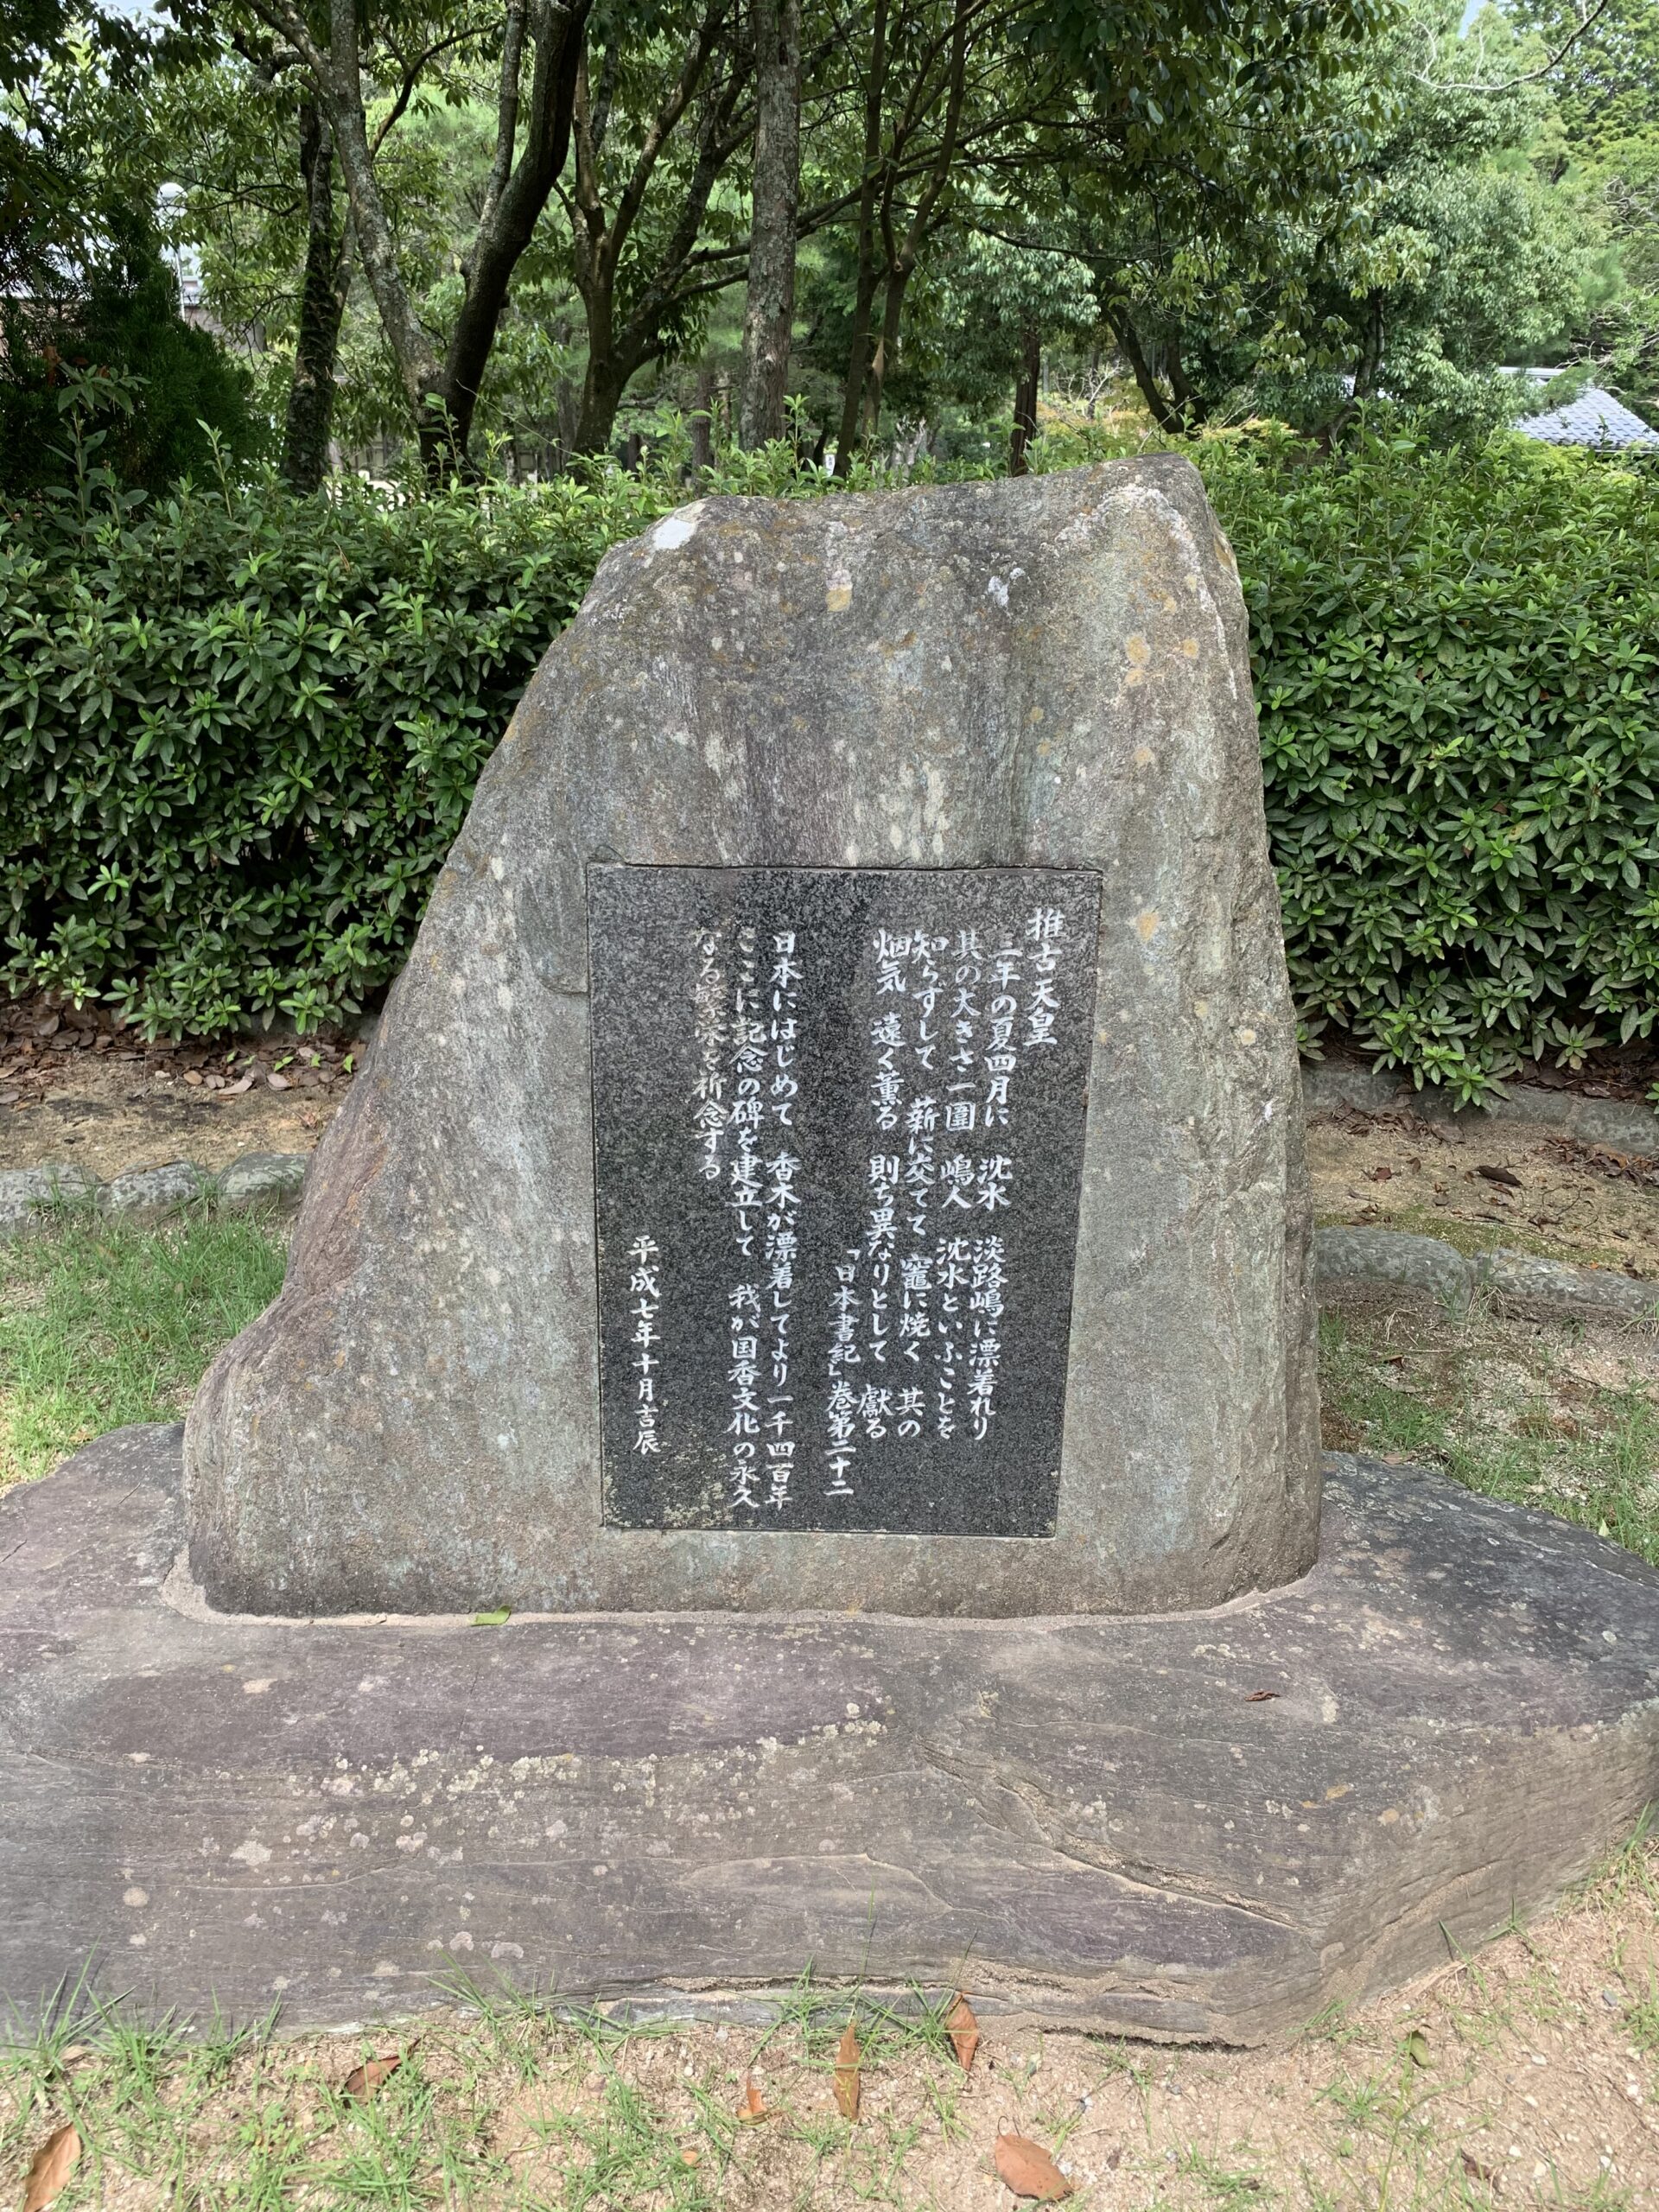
[589,867,1100,1536]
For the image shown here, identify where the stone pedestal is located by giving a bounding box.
[5,1428,1657,2043]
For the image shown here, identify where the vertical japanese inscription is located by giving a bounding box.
[590,867,1099,1536]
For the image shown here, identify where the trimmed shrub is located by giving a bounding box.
[1,467,680,1034]
[1213,429,1659,1097]
[3,424,1656,1096]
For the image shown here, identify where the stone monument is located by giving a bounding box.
[4,457,1658,2046]
[185,455,1319,1618]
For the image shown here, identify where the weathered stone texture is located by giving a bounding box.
[99,1160,208,1219]
[215,1152,309,1213]
[185,459,1317,1616]
[1315,1226,1476,1311]
[6,1430,1659,2043]
[0,1163,97,1239]
[1481,1248,1659,1323]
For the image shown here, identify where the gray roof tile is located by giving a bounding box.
[1514,384,1659,448]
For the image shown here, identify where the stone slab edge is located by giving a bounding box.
[1303,1060,1659,1159]
[1315,1226,1659,1324]
[0,1153,308,1237]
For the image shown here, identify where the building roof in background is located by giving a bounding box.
[1506,365,1659,450]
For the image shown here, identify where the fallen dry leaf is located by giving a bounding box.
[266,1071,292,1090]
[1244,1689,1281,1702]
[994,2130,1074,2201]
[945,1992,981,2073]
[1476,1163,1522,1190]
[343,2051,402,2098]
[833,2018,861,2120]
[1461,2148,1497,2185]
[679,2145,701,2166]
[22,2125,79,2212]
[226,1073,255,1094]
[738,2072,772,2125]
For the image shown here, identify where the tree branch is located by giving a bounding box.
[371,23,493,158]
[242,0,331,86]
[1418,0,1616,92]
[603,2,728,290]
[475,0,527,232]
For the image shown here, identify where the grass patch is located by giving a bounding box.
[1319,1305,1659,1565]
[0,1980,1087,2212]
[0,1205,286,1488]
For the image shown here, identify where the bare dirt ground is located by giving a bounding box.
[1307,1103,1659,1279]
[9,990,1659,1270]
[0,995,360,1178]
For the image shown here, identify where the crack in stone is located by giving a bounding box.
[914,1738,1300,1930]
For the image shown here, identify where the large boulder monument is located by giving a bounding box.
[188,455,1318,1618]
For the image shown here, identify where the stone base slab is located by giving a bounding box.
[3,1428,1658,2044]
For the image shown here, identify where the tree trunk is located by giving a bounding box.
[556,376,582,465]
[850,0,967,458]
[282,96,348,494]
[1353,287,1386,399]
[832,0,889,477]
[738,0,800,448]
[1107,306,1189,435]
[1008,321,1040,476]
[572,343,631,456]
[563,4,743,461]
[690,359,715,473]
[437,0,588,465]
[321,59,452,456]
[268,0,589,474]
[864,263,907,437]
[1163,335,1200,423]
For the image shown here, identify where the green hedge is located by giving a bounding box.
[1217,430,1659,1097]
[3,426,1657,1096]
[0,468,670,1036]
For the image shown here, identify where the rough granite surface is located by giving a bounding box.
[1314,1226,1476,1310]
[98,1160,208,1219]
[216,1152,309,1213]
[7,1429,1659,2044]
[0,1162,97,1239]
[185,458,1318,1616]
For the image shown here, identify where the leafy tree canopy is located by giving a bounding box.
[1,0,1651,484]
